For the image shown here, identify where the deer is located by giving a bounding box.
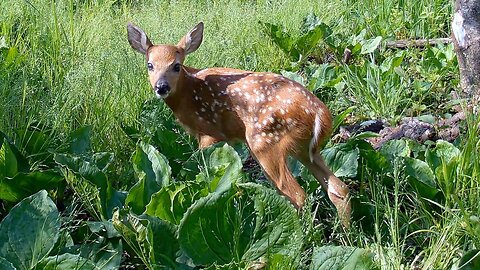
[127,22,351,226]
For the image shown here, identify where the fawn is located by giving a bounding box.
[127,22,351,225]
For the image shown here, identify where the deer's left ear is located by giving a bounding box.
[177,22,204,55]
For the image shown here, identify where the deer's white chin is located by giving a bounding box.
[155,91,170,99]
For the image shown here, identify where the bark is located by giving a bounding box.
[452,0,480,106]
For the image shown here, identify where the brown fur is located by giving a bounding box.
[127,22,351,226]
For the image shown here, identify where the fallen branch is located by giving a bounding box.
[334,112,466,149]
[385,38,452,49]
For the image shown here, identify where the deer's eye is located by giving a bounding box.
[147,63,154,71]
[173,63,181,72]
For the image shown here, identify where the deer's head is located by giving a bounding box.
[127,22,204,98]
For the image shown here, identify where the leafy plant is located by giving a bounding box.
[125,141,171,214]
[310,246,376,270]
[0,131,63,203]
[178,183,303,266]
[260,13,333,63]
[0,190,61,269]
[0,190,122,269]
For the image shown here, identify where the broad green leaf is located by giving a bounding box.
[0,190,60,270]
[404,157,439,199]
[260,22,295,59]
[207,143,243,193]
[351,131,379,140]
[37,254,97,270]
[310,64,343,90]
[380,53,404,73]
[120,123,141,144]
[425,140,461,172]
[360,36,382,54]
[15,128,52,164]
[0,137,29,179]
[112,209,179,269]
[453,249,480,270]
[92,152,115,172]
[301,13,323,33]
[87,221,122,238]
[61,221,122,270]
[0,257,16,270]
[152,121,194,176]
[295,22,330,55]
[203,261,244,270]
[50,230,74,256]
[322,144,359,178]
[332,106,356,134]
[281,71,305,85]
[310,246,376,270]
[359,149,390,174]
[126,141,171,214]
[267,253,300,270]
[63,238,122,270]
[180,144,218,181]
[69,126,92,155]
[178,183,303,265]
[145,181,209,224]
[380,140,410,163]
[54,153,122,220]
[0,170,63,202]
[182,143,243,193]
[54,153,107,188]
[15,122,56,166]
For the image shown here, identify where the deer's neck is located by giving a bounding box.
[164,66,200,110]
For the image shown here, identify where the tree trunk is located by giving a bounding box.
[452,0,480,106]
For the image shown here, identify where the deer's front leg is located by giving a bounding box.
[198,134,221,149]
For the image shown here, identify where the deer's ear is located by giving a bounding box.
[127,22,153,55]
[177,22,204,55]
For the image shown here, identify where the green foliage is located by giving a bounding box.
[0,190,60,269]
[126,141,171,214]
[310,246,376,270]
[36,254,97,270]
[0,190,122,269]
[178,183,303,265]
[260,15,332,63]
[63,221,123,270]
[453,250,480,270]
[322,143,360,178]
[145,181,209,225]
[112,209,179,269]
[0,131,64,202]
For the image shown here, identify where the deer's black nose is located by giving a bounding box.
[154,81,170,96]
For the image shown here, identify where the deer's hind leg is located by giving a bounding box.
[296,151,351,227]
[245,132,306,209]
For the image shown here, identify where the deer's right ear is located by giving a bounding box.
[127,23,153,55]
